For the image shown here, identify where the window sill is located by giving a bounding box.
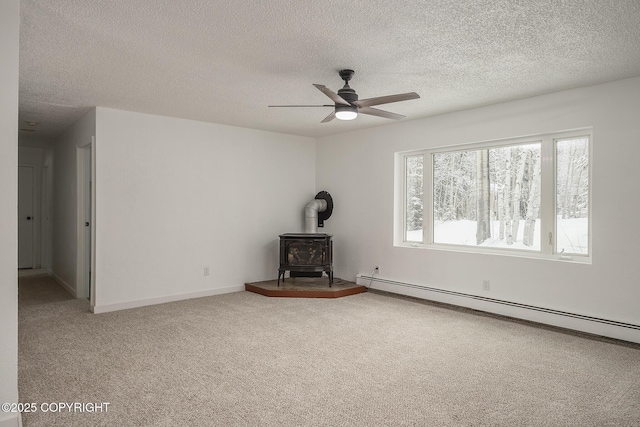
[395,242,592,264]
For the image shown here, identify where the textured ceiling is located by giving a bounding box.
[19,0,640,138]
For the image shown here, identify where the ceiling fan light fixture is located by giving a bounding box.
[335,105,357,120]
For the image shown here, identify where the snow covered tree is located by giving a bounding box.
[405,155,424,237]
[476,149,491,244]
[523,149,541,246]
[500,148,513,244]
[557,139,589,220]
[510,148,528,243]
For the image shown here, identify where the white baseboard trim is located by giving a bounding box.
[357,274,640,344]
[0,412,22,427]
[91,285,246,314]
[49,271,77,298]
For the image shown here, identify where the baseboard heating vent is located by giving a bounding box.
[357,275,640,340]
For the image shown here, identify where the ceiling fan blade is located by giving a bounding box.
[313,84,350,106]
[321,111,336,123]
[268,105,334,107]
[359,106,405,120]
[353,92,420,108]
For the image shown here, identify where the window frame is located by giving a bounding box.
[395,129,592,262]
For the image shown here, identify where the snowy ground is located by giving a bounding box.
[556,217,589,254]
[407,217,588,254]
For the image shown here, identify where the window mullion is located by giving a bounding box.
[402,156,409,242]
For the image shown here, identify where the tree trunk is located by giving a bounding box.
[502,149,513,245]
[561,143,576,219]
[448,154,457,220]
[570,143,587,218]
[523,149,541,246]
[476,149,491,244]
[498,187,504,239]
[511,148,528,242]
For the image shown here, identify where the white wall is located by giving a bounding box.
[93,107,315,311]
[0,1,20,426]
[316,76,640,339]
[51,110,96,296]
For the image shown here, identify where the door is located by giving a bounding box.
[18,165,35,268]
[77,142,93,299]
[83,146,92,297]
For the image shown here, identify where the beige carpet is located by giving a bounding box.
[18,274,640,426]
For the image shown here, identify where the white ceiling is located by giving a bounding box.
[19,0,640,138]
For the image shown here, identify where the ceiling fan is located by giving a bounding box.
[269,69,420,123]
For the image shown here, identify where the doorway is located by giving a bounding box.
[76,138,95,302]
[18,165,35,269]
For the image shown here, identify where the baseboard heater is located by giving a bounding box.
[357,275,640,342]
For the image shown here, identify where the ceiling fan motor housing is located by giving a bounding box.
[337,69,358,105]
[337,86,358,104]
[336,70,358,118]
[336,86,358,117]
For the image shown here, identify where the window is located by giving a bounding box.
[556,137,589,255]
[398,130,591,260]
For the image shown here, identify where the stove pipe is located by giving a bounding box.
[304,199,327,233]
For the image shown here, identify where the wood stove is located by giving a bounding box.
[278,233,333,287]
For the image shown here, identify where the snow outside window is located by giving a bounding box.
[432,143,541,251]
[405,155,424,242]
[398,130,591,260]
[556,137,589,255]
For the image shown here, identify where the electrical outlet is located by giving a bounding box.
[374,266,380,274]
[482,280,490,291]
[204,267,210,276]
